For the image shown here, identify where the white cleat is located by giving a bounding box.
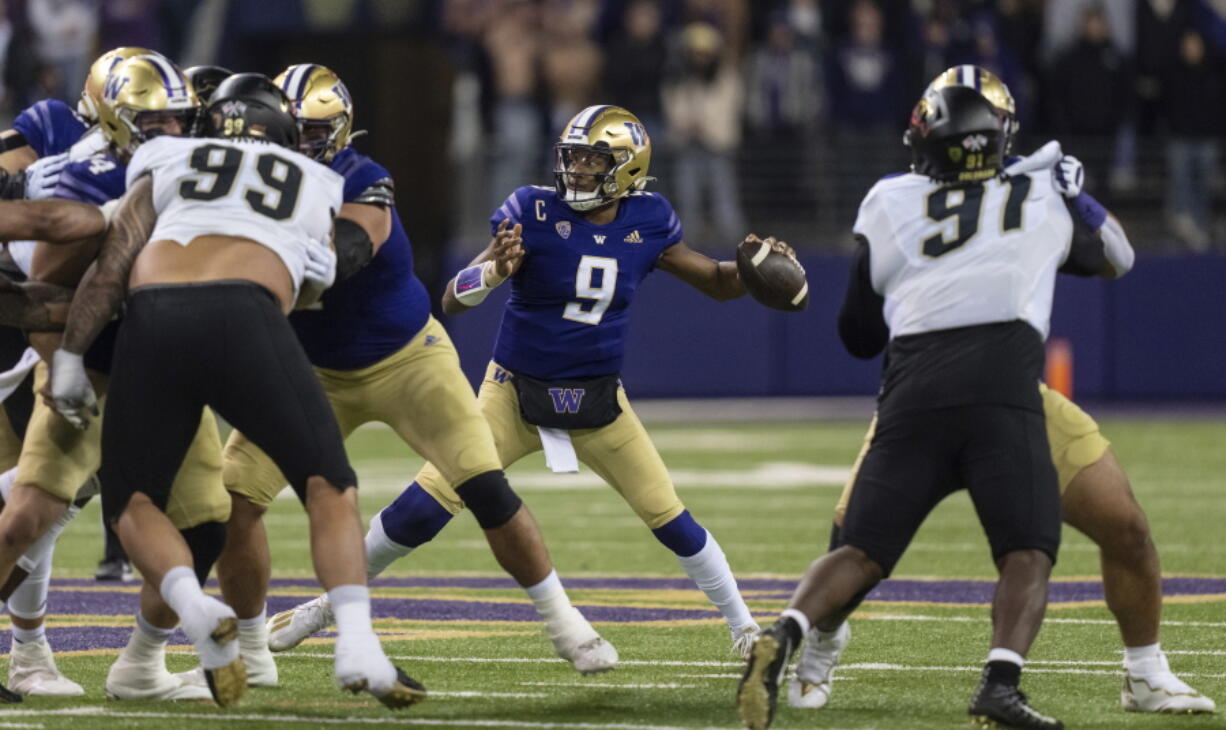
[1123,660,1216,714]
[787,621,850,710]
[547,609,618,675]
[267,595,333,653]
[8,639,83,697]
[106,652,213,701]
[731,621,761,660]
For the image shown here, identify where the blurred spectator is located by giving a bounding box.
[542,0,602,134]
[1045,5,1132,191]
[603,0,668,135]
[484,0,545,210]
[682,0,748,57]
[0,3,40,124]
[1042,0,1135,61]
[823,0,905,134]
[27,0,97,102]
[1162,29,1223,250]
[662,21,746,241]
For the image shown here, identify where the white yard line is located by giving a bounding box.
[277,653,745,668]
[519,682,700,689]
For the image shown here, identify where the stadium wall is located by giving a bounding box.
[444,254,1226,401]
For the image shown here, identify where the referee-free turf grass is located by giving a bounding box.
[14,417,1226,728]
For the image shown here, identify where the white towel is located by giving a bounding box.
[0,347,40,403]
[538,427,579,474]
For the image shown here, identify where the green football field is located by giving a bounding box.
[6,414,1225,729]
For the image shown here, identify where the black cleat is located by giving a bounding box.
[969,673,1063,730]
[372,665,427,709]
[94,559,134,582]
[0,680,21,703]
[736,623,794,730]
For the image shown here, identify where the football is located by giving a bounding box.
[736,236,809,311]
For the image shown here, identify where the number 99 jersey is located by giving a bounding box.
[855,168,1072,341]
[126,136,343,295]
[490,185,683,380]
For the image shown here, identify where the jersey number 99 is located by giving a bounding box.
[179,143,304,221]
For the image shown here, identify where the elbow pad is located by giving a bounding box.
[332,217,374,281]
[0,171,26,201]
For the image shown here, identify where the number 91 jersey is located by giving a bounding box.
[855,168,1073,341]
[491,185,683,380]
[126,136,343,295]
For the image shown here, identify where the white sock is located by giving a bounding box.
[0,467,15,502]
[365,512,413,581]
[781,608,811,636]
[238,610,267,650]
[159,565,235,669]
[122,612,174,664]
[816,622,845,640]
[328,584,374,638]
[987,647,1025,667]
[676,531,754,630]
[525,570,592,641]
[1124,642,1164,676]
[11,623,44,645]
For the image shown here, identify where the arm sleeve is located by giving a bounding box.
[837,235,889,359]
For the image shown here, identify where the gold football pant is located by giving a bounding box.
[17,362,229,529]
[833,384,1112,525]
[224,317,502,505]
[415,361,686,529]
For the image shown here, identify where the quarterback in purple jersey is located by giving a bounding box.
[268,105,803,660]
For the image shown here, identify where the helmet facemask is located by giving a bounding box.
[298,115,349,162]
[554,143,632,211]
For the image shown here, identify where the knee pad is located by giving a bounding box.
[181,521,228,585]
[455,471,522,530]
[651,510,708,557]
[380,482,455,548]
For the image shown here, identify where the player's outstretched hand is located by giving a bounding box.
[490,219,524,283]
[23,152,69,200]
[48,349,98,430]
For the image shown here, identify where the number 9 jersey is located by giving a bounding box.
[490,185,683,380]
[855,167,1072,341]
[126,135,343,296]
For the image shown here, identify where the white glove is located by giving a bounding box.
[303,239,337,291]
[50,349,97,430]
[1003,140,1062,176]
[23,152,70,200]
[1053,155,1085,198]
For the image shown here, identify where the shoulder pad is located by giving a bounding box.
[352,177,394,207]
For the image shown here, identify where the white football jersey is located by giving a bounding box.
[854,168,1072,340]
[127,136,343,296]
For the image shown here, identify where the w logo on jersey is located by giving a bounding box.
[548,388,585,414]
[593,235,606,245]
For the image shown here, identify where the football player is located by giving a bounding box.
[736,67,1099,730]
[204,64,614,686]
[268,105,777,658]
[787,68,1214,718]
[0,55,229,702]
[49,72,424,709]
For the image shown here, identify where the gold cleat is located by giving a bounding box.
[203,618,247,707]
[346,666,427,710]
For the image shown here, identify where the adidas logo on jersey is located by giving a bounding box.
[624,230,643,243]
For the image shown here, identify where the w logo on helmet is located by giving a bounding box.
[103,74,130,103]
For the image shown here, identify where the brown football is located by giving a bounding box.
[736,237,809,311]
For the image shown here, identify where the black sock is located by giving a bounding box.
[777,616,803,648]
[985,660,1021,687]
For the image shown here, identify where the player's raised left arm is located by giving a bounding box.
[1048,153,1134,279]
[655,241,744,301]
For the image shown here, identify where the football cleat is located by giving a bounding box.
[787,621,850,709]
[106,651,213,701]
[731,621,761,660]
[268,594,333,652]
[8,639,83,697]
[202,617,246,707]
[175,638,278,689]
[968,671,1063,730]
[546,608,618,675]
[1122,665,1216,714]
[736,623,795,730]
[363,665,427,710]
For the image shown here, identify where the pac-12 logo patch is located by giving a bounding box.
[556,221,572,239]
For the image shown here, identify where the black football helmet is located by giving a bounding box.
[202,73,299,149]
[185,65,233,105]
[905,66,1015,183]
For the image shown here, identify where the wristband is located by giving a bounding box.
[454,261,500,306]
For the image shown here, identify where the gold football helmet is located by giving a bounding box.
[922,65,1018,152]
[554,105,652,211]
[97,55,198,158]
[273,64,353,162]
[78,46,160,123]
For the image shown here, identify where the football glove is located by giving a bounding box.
[1053,155,1085,199]
[24,152,70,200]
[50,349,97,430]
[303,239,337,291]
